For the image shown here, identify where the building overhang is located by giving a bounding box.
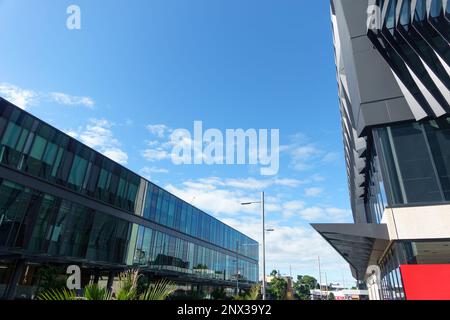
[311,223,390,281]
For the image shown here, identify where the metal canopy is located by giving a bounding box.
[311,223,389,280]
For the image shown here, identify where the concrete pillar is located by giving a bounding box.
[106,271,115,292]
[93,269,100,285]
[4,259,25,300]
[366,265,382,301]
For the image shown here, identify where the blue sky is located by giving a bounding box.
[0,0,356,286]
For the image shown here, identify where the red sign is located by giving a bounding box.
[400,264,450,300]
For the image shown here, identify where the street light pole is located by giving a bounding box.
[261,191,266,301]
[241,192,272,301]
[318,256,322,300]
[236,240,239,296]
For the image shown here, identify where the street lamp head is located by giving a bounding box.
[241,201,261,206]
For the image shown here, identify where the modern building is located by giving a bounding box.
[0,98,258,300]
[313,0,450,300]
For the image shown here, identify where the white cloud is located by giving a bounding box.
[282,133,341,172]
[0,83,37,109]
[0,82,95,110]
[283,200,305,211]
[103,148,128,165]
[281,200,306,219]
[68,118,129,165]
[299,206,351,222]
[273,178,307,188]
[322,152,340,163]
[142,147,171,162]
[146,124,171,138]
[219,216,352,281]
[165,182,249,216]
[304,187,324,197]
[140,166,169,180]
[141,166,169,174]
[290,144,323,171]
[164,176,297,216]
[49,92,95,109]
[311,174,326,182]
[142,125,196,163]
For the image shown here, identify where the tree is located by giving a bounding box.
[268,270,287,300]
[294,275,317,300]
[328,292,335,300]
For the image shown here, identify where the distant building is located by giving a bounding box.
[310,288,369,301]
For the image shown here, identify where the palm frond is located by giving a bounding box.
[140,279,176,301]
[37,288,77,300]
[84,284,112,301]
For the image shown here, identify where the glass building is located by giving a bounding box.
[0,98,258,299]
[313,0,450,300]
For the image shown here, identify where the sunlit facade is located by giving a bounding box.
[313,0,450,300]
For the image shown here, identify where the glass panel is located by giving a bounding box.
[29,136,47,160]
[385,0,397,29]
[414,0,427,21]
[377,123,442,204]
[28,194,56,252]
[424,119,450,200]
[399,0,410,26]
[68,155,88,189]
[430,0,442,18]
[0,180,32,247]
[16,129,29,152]
[1,122,21,148]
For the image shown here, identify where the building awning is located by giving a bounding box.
[311,223,389,280]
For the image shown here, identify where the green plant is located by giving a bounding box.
[248,284,261,300]
[35,268,176,301]
[115,269,141,300]
[84,284,111,301]
[37,288,77,301]
[35,265,67,296]
[211,287,227,300]
[233,284,261,300]
[139,279,176,300]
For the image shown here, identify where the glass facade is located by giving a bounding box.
[141,182,258,261]
[379,243,406,300]
[0,106,140,214]
[0,99,258,288]
[379,240,450,300]
[133,225,257,283]
[0,178,130,264]
[374,117,450,207]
